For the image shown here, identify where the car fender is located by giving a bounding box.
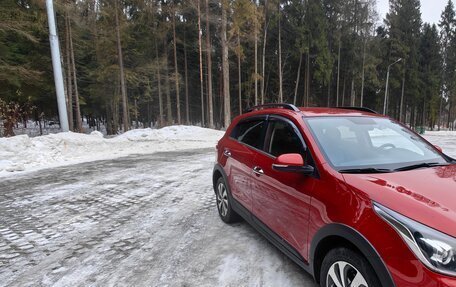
[310,223,395,287]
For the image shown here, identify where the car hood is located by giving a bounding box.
[343,164,456,238]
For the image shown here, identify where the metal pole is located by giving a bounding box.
[399,72,406,122]
[383,67,390,115]
[383,58,402,115]
[46,0,69,132]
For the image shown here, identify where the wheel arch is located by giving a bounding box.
[310,223,395,287]
[213,164,227,192]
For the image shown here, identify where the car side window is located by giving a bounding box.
[231,120,265,150]
[268,120,306,157]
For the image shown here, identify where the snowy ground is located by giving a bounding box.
[0,127,455,287]
[423,131,456,158]
[0,149,313,287]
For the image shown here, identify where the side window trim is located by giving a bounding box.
[265,115,320,178]
[265,115,308,157]
[229,116,270,154]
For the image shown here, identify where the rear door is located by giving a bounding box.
[224,116,267,211]
[251,115,316,260]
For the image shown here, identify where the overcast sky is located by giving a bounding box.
[376,0,449,25]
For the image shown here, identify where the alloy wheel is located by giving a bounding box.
[326,261,368,287]
[216,182,229,217]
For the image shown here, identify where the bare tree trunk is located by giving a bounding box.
[115,1,129,131]
[306,52,310,106]
[327,76,331,107]
[254,5,258,106]
[221,0,231,128]
[172,9,181,124]
[69,18,82,132]
[184,35,190,124]
[238,33,242,114]
[278,2,283,103]
[438,95,443,130]
[350,79,355,106]
[65,12,74,131]
[261,0,269,104]
[134,97,138,128]
[336,37,341,106]
[293,53,303,106]
[342,77,346,106]
[197,0,205,126]
[155,41,164,126]
[164,39,172,123]
[205,0,214,128]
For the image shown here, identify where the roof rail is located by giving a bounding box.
[336,106,379,114]
[244,103,300,113]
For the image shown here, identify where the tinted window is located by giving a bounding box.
[268,120,305,157]
[232,120,265,149]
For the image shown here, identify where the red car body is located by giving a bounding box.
[213,105,456,286]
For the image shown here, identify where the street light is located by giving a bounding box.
[383,58,402,115]
[46,0,69,132]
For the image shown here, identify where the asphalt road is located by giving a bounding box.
[0,149,316,287]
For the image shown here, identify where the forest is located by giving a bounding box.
[1,0,456,135]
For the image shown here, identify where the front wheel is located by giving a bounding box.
[320,248,381,287]
[215,177,240,223]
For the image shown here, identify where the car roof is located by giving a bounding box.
[298,107,384,117]
[232,105,387,126]
[241,106,383,118]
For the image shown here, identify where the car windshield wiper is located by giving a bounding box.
[339,168,392,174]
[394,162,449,172]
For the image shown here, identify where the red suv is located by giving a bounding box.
[213,104,456,287]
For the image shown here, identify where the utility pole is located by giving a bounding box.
[360,39,366,107]
[383,58,402,115]
[46,0,69,132]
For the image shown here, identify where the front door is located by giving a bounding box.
[251,116,316,261]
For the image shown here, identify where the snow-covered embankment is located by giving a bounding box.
[0,126,224,175]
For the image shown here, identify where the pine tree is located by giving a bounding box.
[439,0,456,128]
[385,0,422,120]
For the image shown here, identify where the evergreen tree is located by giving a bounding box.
[385,0,422,121]
[439,0,456,128]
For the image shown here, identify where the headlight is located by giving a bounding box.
[374,202,456,277]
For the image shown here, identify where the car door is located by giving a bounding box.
[224,117,267,211]
[251,115,316,260]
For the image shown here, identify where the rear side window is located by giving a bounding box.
[231,120,265,149]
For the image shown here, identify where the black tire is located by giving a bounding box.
[215,177,241,223]
[320,247,381,287]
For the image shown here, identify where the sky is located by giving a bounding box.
[376,0,449,25]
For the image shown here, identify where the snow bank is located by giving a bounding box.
[0,126,454,177]
[0,126,224,176]
[423,131,456,158]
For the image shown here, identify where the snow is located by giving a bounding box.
[0,126,224,176]
[0,150,314,286]
[422,131,456,158]
[0,126,454,177]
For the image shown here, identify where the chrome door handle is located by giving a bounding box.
[223,150,232,157]
[253,166,264,176]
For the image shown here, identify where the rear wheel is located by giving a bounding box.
[215,177,240,223]
[320,248,381,287]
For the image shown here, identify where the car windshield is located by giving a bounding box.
[306,117,448,171]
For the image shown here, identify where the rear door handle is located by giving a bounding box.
[223,150,232,157]
[253,166,264,176]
